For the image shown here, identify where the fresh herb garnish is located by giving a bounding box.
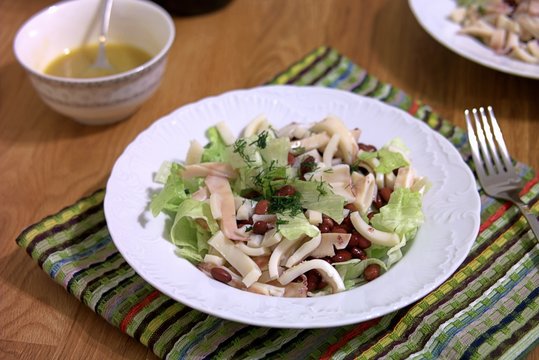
[269,191,303,216]
[250,130,269,149]
[290,146,306,155]
[232,138,254,164]
[316,180,328,200]
[252,160,287,198]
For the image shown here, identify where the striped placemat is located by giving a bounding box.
[17,46,539,359]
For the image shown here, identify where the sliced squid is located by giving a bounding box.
[285,234,322,267]
[310,116,359,164]
[244,115,270,137]
[394,167,416,189]
[291,132,331,152]
[215,121,236,145]
[351,172,376,215]
[278,259,346,293]
[309,233,352,258]
[236,242,271,256]
[207,231,262,287]
[350,212,400,247]
[268,237,302,280]
[185,140,204,165]
[205,175,247,241]
[183,163,237,179]
[323,133,341,167]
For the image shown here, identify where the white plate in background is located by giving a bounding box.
[409,0,539,79]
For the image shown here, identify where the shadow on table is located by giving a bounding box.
[0,62,118,145]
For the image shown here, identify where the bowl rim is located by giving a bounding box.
[13,0,176,84]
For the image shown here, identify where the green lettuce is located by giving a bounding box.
[333,258,387,289]
[150,163,189,216]
[291,180,346,224]
[170,199,219,264]
[201,126,228,163]
[371,187,424,239]
[259,136,290,167]
[277,213,320,241]
[357,138,410,174]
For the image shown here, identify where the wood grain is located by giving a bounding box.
[0,0,537,358]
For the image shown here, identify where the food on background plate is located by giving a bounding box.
[450,0,539,64]
[149,115,429,297]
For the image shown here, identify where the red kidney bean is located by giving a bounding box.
[318,224,332,233]
[344,203,358,212]
[350,247,367,260]
[348,232,362,247]
[331,226,348,234]
[379,187,392,203]
[321,215,334,228]
[341,216,353,232]
[373,192,383,209]
[358,143,377,152]
[254,199,270,215]
[363,264,381,281]
[211,267,232,283]
[300,156,316,177]
[287,153,295,165]
[237,219,253,226]
[358,236,371,249]
[349,231,371,249]
[332,249,352,263]
[276,185,296,197]
[252,220,269,235]
[306,269,322,291]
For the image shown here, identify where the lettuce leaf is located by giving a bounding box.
[370,187,424,239]
[277,213,320,241]
[357,138,410,174]
[150,163,189,216]
[291,180,346,224]
[259,136,290,167]
[333,259,387,289]
[170,199,219,264]
[201,126,228,163]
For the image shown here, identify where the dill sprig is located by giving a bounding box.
[252,160,287,198]
[250,131,269,149]
[269,192,303,216]
[232,138,254,164]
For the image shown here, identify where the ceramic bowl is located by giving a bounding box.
[13,0,175,125]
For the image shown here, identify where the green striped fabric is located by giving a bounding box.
[17,46,539,359]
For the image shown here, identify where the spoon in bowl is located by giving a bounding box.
[91,0,114,71]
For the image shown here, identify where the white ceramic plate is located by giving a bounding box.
[104,86,480,328]
[408,0,539,79]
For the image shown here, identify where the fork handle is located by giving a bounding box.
[515,203,539,241]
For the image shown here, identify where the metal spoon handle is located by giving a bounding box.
[99,0,113,42]
[95,0,113,69]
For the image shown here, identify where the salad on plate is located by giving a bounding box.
[149,115,429,297]
[450,0,539,64]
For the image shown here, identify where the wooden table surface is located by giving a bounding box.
[1,0,538,359]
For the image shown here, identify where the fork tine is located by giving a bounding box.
[472,108,495,176]
[487,106,516,176]
[479,107,505,174]
[465,109,487,179]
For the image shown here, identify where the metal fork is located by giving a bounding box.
[465,106,539,240]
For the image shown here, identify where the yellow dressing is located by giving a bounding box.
[44,43,152,78]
